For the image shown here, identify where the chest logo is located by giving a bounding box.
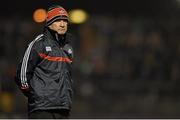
[68,49,73,54]
[46,46,52,52]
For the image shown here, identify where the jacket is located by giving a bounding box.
[15,27,74,113]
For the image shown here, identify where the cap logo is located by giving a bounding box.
[59,10,66,14]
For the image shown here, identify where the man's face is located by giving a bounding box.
[49,19,68,35]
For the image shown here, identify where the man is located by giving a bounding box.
[14,5,74,119]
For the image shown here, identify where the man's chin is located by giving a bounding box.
[58,32,66,35]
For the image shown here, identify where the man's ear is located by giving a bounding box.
[48,25,52,29]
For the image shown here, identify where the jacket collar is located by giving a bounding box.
[43,26,69,46]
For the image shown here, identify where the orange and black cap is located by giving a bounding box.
[46,5,69,26]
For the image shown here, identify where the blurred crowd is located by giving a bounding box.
[0,15,180,118]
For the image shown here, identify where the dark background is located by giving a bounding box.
[0,0,180,118]
[1,0,180,16]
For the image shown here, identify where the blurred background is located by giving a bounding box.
[0,0,180,118]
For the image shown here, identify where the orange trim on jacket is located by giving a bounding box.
[38,53,72,63]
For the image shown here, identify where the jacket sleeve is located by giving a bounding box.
[14,39,43,97]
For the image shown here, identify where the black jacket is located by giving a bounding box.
[15,27,74,113]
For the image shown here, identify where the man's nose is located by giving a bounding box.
[59,21,65,27]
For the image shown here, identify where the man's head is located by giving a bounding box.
[46,5,69,35]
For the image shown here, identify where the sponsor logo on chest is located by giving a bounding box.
[68,49,73,54]
[45,46,52,52]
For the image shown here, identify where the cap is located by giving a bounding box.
[46,5,68,26]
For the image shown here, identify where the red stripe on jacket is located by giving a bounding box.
[38,53,72,63]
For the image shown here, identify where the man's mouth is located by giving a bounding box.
[58,29,65,31]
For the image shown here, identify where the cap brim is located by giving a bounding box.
[46,16,69,26]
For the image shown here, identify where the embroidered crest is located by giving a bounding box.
[46,46,52,52]
[68,49,73,54]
